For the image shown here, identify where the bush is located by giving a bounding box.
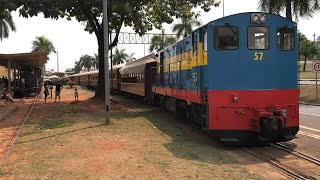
[67,80,77,88]
[60,77,70,85]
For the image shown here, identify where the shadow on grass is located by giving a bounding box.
[111,109,239,165]
[16,124,102,145]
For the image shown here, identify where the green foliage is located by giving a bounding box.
[258,0,320,20]
[60,77,70,85]
[126,53,136,63]
[74,61,82,74]
[31,36,56,62]
[112,48,129,65]
[0,9,16,41]
[149,28,176,52]
[79,54,95,72]
[172,17,201,39]
[298,32,319,71]
[93,53,99,70]
[11,0,218,97]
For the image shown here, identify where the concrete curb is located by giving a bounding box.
[299,102,320,106]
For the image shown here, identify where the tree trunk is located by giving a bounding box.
[303,56,307,72]
[285,0,292,21]
[95,37,105,99]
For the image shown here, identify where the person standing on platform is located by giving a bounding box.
[74,88,79,101]
[49,85,53,98]
[44,85,49,103]
[54,81,63,102]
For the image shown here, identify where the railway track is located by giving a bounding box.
[0,96,37,169]
[269,142,320,166]
[241,147,311,180]
[242,142,320,180]
[0,98,24,121]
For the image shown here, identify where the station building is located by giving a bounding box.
[0,52,47,96]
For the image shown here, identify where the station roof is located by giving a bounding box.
[0,52,47,69]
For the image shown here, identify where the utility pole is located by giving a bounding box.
[57,49,59,73]
[223,0,225,17]
[110,32,113,96]
[103,0,110,125]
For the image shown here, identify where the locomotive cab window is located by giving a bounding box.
[204,31,208,52]
[248,27,269,49]
[214,26,239,50]
[277,28,294,50]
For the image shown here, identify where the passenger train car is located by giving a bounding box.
[71,12,299,144]
[69,64,124,92]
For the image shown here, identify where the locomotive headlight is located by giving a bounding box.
[251,13,266,24]
[252,14,259,23]
[259,14,266,23]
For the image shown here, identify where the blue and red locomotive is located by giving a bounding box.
[71,12,299,144]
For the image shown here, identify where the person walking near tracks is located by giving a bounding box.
[54,80,63,102]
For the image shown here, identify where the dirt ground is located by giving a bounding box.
[0,86,287,179]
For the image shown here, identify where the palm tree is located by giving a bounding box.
[31,36,56,61]
[259,0,320,21]
[126,53,136,63]
[73,60,82,74]
[79,54,94,72]
[0,10,16,41]
[149,28,176,52]
[92,53,99,70]
[172,17,201,39]
[112,48,129,65]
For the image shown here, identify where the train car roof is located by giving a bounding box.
[119,54,156,75]
[68,64,125,77]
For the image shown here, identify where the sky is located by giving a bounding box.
[0,0,319,72]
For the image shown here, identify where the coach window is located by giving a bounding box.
[214,26,239,50]
[248,27,269,50]
[277,28,294,50]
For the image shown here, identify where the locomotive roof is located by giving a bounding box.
[0,52,47,69]
[196,12,296,32]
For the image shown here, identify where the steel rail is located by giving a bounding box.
[269,142,320,166]
[0,96,37,169]
[241,147,309,180]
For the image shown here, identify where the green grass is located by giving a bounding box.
[37,117,76,129]
[299,85,320,104]
[298,61,317,79]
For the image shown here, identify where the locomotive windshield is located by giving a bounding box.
[277,28,295,50]
[214,26,239,50]
[248,27,269,50]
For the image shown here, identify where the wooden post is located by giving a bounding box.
[13,62,17,90]
[7,59,11,94]
[316,73,318,100]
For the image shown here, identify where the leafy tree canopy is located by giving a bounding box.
[298,32,319,71]
[11,0,217,46]
[7,0,218,97]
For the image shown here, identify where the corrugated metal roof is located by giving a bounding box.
[0,52,47,69]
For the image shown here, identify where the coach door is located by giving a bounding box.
[200,28,208,94]
[192,31,200,96]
